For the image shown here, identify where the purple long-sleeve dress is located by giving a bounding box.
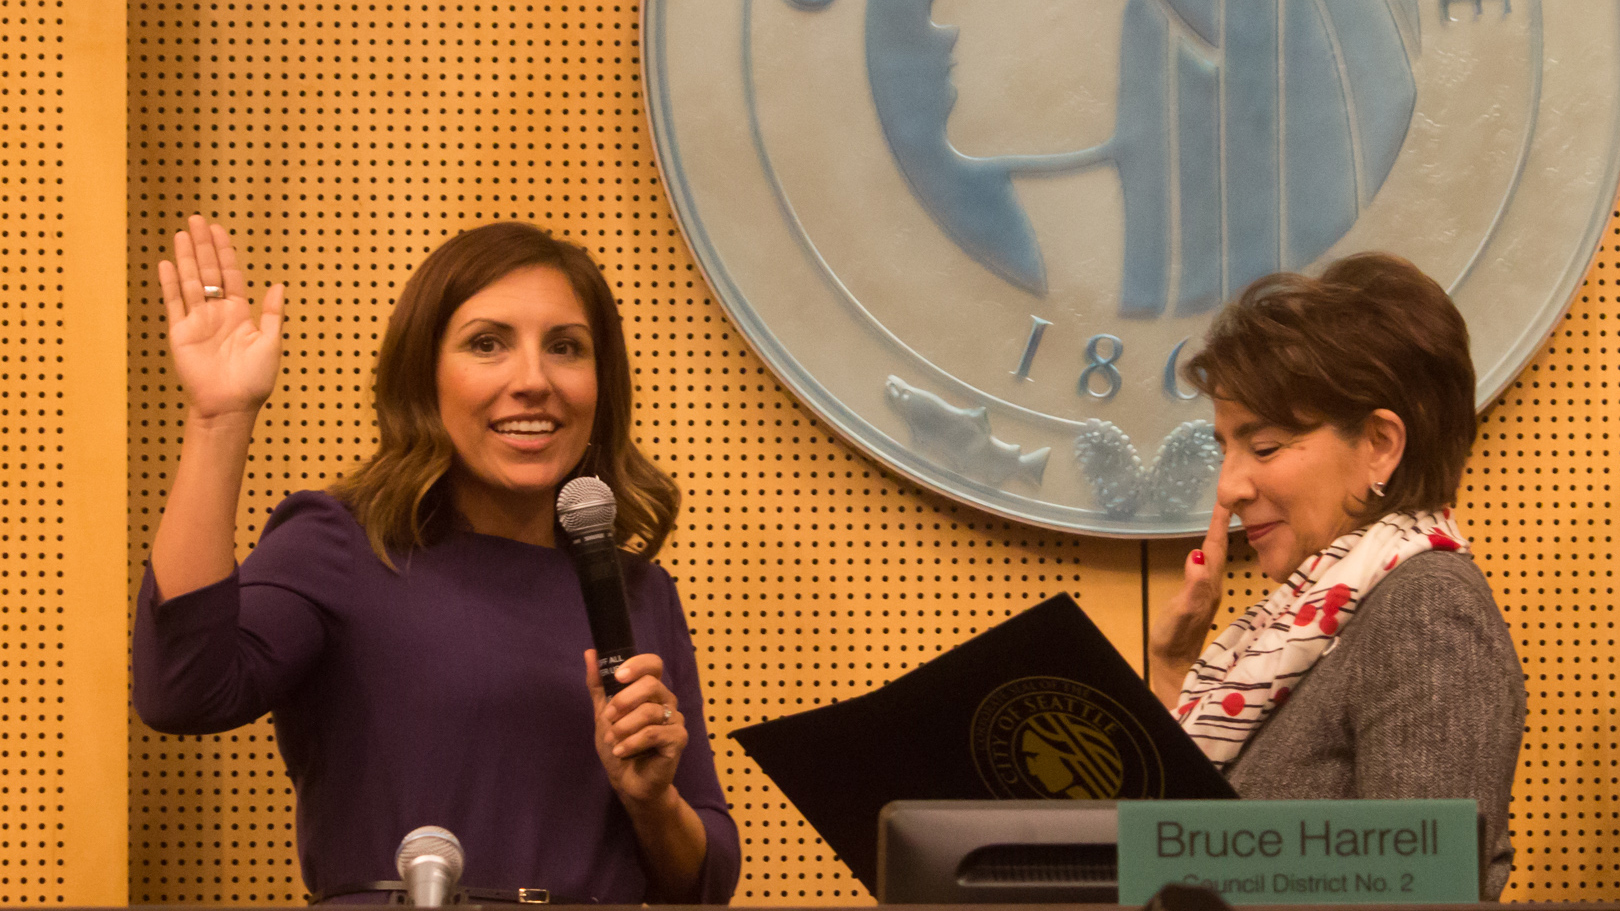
[133,490,740,904]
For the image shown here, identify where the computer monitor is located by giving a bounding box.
[877,800,1121,904]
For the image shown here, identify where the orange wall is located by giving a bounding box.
[0,0,129,903]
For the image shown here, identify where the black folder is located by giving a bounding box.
[730,593,1235,892]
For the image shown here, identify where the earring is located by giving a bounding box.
[1371,480,1388,498]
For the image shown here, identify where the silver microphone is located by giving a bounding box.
[395,825,464,907]
[557,476,637,695]
[557,475,617,538]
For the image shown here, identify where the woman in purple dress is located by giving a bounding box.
[134,217,740,903]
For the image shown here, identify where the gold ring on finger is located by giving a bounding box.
[203,285,225,299]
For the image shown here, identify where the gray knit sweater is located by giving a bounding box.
[1225,550,1524,900]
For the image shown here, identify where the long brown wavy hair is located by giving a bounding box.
[330,223,680,566]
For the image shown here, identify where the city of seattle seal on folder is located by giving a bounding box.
[730,593,1236,891]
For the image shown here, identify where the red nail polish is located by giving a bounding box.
[1191,550,1206,565]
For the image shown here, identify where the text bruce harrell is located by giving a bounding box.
[1156,819,1443,859]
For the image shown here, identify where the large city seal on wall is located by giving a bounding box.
[647,0,1620,536]
[971,675,1165,799]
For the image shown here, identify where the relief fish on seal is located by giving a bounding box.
[885,376,1049,488]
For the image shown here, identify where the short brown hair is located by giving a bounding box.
[1184,252,1476,521]
[331,223,680,564]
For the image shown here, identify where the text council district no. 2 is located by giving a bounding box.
[1178,872,1418,897]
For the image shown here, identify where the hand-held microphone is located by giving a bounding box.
[395,826,464,907]
[557,476,636,696]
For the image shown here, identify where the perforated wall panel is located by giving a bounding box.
[1463,245,1619,901]
[124,1,1620,905]
[0,0,128,904]
[0,24,74,890]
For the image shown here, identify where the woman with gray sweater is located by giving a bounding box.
[1149,253,1524,899]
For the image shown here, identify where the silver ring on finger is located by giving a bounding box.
[662,706,674,725]
[202,285,225,299]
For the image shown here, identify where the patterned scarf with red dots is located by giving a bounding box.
[1175,509,1468,770]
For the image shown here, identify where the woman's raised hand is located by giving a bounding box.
[149,218,288,598]
[157,216,286,421]
[1148,504,1233,712]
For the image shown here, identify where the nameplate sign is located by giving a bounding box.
[1117,799,1479,905]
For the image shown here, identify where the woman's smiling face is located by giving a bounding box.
[435,265,598,527]
[1212,398,1384,584]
